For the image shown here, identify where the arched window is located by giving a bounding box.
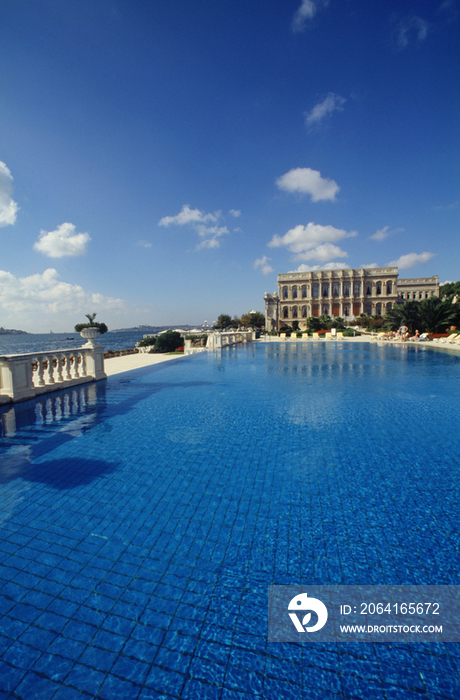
[283,286,288,299]
[386,302,392,311]
[301,285,307,298]
[386,281,392,294]
[283,306,289,318]
[376,303,382,315]
[301,306,307,318]
[322,283,329,297]
[376,282,382,295]
[293,306,298,318]
[344,305,349,317]
[292,286,297,299]
[366,284,372,295]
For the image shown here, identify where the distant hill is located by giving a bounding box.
[110,324,202,333]
[0,327,29,335]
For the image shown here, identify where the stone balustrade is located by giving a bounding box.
[0,345,106,405]
[184,330,255,355]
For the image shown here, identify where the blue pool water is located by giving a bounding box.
[1,341,460,699]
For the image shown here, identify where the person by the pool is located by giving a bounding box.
[399,323,408,341]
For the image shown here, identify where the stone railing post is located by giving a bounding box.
[84,346,107,380]
[0,356,35,403]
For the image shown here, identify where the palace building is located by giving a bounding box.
[264,267,439,331]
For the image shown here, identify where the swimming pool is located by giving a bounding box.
[1,342,459,699]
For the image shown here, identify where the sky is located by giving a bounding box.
[0,0,459,332]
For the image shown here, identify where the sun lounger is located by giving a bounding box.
[313,332,319,339]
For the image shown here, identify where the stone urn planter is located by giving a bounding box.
[79,326,102,347]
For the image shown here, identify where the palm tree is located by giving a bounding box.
[418,297,459,333]
[384,302,421,332]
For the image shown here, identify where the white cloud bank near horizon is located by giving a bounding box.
[0,161,19,227]
[34,223,91,258]
[276,167,339,202]
[268,222,357,263]
[0,267,124,329]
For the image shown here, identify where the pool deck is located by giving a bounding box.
[104,337,460,376]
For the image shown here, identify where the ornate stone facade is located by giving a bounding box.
[264,267,439,330]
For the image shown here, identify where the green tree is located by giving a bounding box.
[440,281,460,300]
[215,314,233,329]
[241,311,265,329]
[153,330,184,353]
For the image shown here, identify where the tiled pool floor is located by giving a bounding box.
[1,342,460,699]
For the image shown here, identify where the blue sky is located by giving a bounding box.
[0,0,458,332]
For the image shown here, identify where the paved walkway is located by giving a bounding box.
[104,352,186,376]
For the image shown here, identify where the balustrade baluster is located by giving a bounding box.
[44,355,55,384]
[71,354,80,379]
[56,355,64,382]
[35,358,46,386]
[80,352,87,377]
[63,354,72,381]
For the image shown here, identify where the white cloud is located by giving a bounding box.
[158,204,220,227]
[433,200,458,211]
[229,209,241,218]
[268,222,357,262]
[276,167,339,202]
[292,0,328,32]
[370,226,405,241]
[0,268,124,322]
[0,161,19,227]
[394,16,429,50]
[195,225,229,250]
[305,93,346,127]
[159,204,235,250]
[361,263,379,268]
[136,240,152,248]
[254,256,274,275]
[294,262,351,272]
[386,252,435,269]
[34,223,90,258]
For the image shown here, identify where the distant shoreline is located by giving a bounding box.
[0,328,29,335]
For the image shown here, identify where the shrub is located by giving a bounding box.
[137,335,157,347]
[152,330,184,353]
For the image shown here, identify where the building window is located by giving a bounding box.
[365,304,372,314]
[419,292,423,299]
[323,305,329,315]
[322,283,329,298]
[283,306,288,318]
[353,281,361,296]
[386,281,392,294]
[292,286,298,299]
[386,302,392,311]
[425,292,429,299]
[344,305,349,316]
[376,282,382,295]
[283,286,288,299]
[343,283,350,297]
[302,306,307,317]
[312,283,319,298]
[413,292,417,300]
[293,306,298,318]
[301,285,307,298]
[366,284,372,296]
[376,303,382,315]
[332,283,339,297]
